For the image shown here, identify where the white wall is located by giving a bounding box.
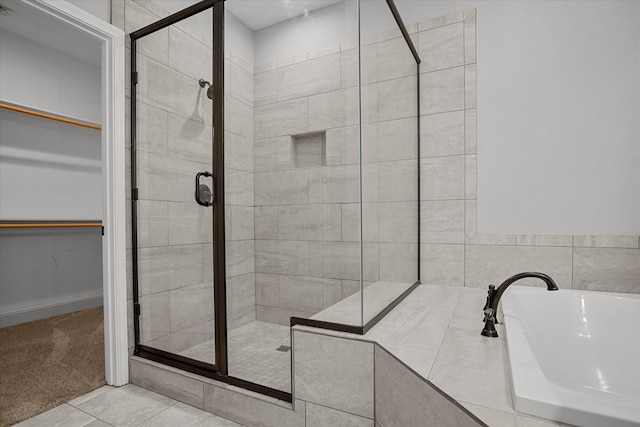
[0,28,101,123]
[0,25,103,325]
[0,28,102,220]
[475,1,639,235]
[226,8,256,66]
[395,0,640,235]
[66,0,111,23]
[0,110,102,220]
[0,228,103,327]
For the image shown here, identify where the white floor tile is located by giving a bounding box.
[75,384,175,427]
[138,402,244,427]
[14,404,97,427]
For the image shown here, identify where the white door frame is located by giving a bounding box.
[22,0,128,386]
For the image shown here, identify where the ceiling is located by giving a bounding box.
[225,0,343,30]
[0,0,343,67]
[0,0,101,66]
[151,0,343,31]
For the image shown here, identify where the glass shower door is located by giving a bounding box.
[223,0,361,393]
[129,0,417,403]
[132,8,215,366]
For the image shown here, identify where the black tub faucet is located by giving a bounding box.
[481,272,558,337]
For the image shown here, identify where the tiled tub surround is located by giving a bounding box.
[129,284,575,426]
[294,285,576,427]
[416,9,640,294]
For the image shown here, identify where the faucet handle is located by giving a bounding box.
[482,284,495,311]
[481,308,499,337]
[483,308,495,323]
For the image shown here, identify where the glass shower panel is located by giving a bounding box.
[224,0,360,392]
[360,0,419,322]
[134,9,215,365]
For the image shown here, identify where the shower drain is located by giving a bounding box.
[275,345,291,352]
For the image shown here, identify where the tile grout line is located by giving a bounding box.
[571,235,575,290]
[462,17,469,288]
[373,342,377,424]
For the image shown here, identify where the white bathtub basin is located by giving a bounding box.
[501,286,640,427]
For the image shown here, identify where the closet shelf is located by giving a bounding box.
[0,221,102,229]
[0,101,101,131]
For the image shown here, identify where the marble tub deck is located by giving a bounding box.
[296,284,574,427]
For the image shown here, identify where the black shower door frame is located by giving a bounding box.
[130,0,421,404]
[129,0,292,402]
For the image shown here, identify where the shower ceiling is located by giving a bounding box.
[151,0,342,30]
[225,0,342,29]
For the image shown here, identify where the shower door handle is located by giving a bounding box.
[195,171,213,207]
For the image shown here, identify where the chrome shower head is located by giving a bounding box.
[199,79,213,100]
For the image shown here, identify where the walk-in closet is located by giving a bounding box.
[0,2,109,424]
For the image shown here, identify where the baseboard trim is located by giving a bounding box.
[0,295,103,327]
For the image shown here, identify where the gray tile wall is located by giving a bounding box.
[225,52,257,330]
[253,27,421,325]
[293,331,374,418]
[418,10,640,293]
[375,346,483,427]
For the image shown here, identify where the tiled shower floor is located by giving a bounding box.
[180,321,291,392]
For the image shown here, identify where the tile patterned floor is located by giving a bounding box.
[14,384,245,427]
[16,322,290,426]
[180,321,291,392]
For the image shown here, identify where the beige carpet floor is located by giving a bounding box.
[0,307,106,427]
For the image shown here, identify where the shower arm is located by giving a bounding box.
[199,79,213,100]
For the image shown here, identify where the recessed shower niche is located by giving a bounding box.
[292,131,326,168]
[130,0,420,402]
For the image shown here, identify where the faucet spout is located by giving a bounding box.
[481,272,558,338]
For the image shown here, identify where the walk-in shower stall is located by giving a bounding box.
[130,0,420,401]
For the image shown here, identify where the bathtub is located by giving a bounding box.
[501,286,640,427]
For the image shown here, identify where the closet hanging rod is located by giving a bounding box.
[0,221,102,229]
[0,102,102,131]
